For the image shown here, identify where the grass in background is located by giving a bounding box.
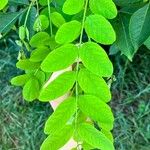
[0,36,150,149]
[112,46,150,150]
[0,37,52,150]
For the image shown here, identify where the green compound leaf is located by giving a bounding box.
[78,95,114,130]
[78,123,114,150]
[78,69,111,102]
[62,0,84,15]
[55,20,81,44]
[51,12,66,28]
[89,0,117,19]
[129,3,150,49]
[0,0,8,10]
[85,14,116,45]
[33,15,49,31]
[23,77,40,101]
[44,97,76,134]
[30,46,50,62]
[40,125,73,150]
[16,59,41,71]
[39,71,76,102]
[11,74,30,86]
[29,32,51,48]
[79,42,113,77]
[41,44,78,72]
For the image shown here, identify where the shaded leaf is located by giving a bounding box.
[144,36,150,49]
[113,14,136,60]
[114,0,143,7]
[129,3,150,49]
[9,0,29,5]
[0,10,25,33]
[24,6,37,39]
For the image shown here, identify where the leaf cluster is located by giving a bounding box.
[3,0,149,150]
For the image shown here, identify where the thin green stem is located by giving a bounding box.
[24,2,33,27]
[74,0,89,146]
[79,0,89,45]
[47,0,53,36]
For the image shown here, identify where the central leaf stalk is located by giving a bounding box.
[75,0,89,148]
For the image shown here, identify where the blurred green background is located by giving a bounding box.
[0,34,150,150]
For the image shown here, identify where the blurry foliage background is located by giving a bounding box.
[0,34,52,150]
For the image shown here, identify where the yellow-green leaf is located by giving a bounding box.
[33,15,49,31]
[78,95,114,130]
[39,71,76,102]
[44,97,76,134]
[62,0,84,15]
[101,129,114,143]
[30,32,51,48]
[85,14,116,45]
[51,12,66,28]
[16,59,41,71]
[0,0,8,10]
[23,77,40,101]
[78,123,114,150]
[30,46,50,62]
[78,69,111,102]
[11,74,30,86]
[55,20,81,44]
[79,42,113,77]
[89,0,117,19]
[41,44,78,72]
[40,125,73,150]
